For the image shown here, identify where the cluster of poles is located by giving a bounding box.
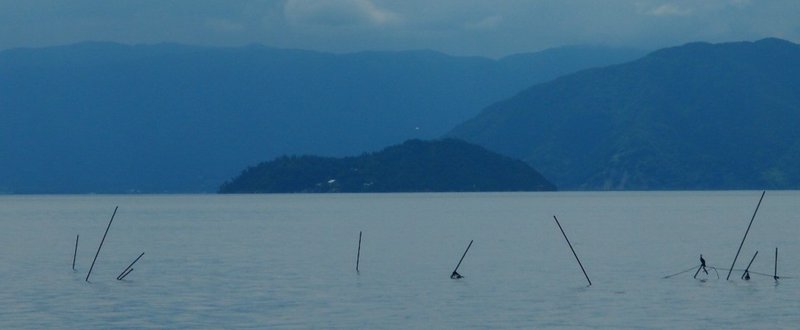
[357,190,786,286]
[686,191,785,282]
[72,206,145,282]
[355,215,593,286]
[74,191,787,285]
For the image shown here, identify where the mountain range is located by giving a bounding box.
[0,42,642,193]
[449,38,800,190]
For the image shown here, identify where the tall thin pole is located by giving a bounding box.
[72,234,79,271]
[774,247,779,280]
[451,240,473,278]
[741,251,758,279]
[117,252,145,280]
[356,231,362,273]
[553,215,591,286]
[86,206,118,282]
[726,191,765,280]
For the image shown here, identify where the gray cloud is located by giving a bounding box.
[1,0,798,57]
[284,0,400,27]
[464,15,503,31]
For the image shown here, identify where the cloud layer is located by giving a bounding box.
[284,0,400,27]
[1,0,798,57]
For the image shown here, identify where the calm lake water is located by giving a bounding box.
[1,191,798,328]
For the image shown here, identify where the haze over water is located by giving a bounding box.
[1,191,798,328]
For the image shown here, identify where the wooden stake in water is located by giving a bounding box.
[553,215,592,286]
[117,252,145,280]
[726,191,765,280]
[451,240,473,279]
[86,206,118,282]
[119,268,134,280]
[356,231,362,273]
[72,234,79,271]
[774,247,779,280]
[741,251,758,280]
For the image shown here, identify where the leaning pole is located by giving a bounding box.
[86,206,118,282]
[726,191,765,280]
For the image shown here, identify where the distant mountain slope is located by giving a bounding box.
[0,42,642,193]
[449,38,800,190]
[219,139,556,193]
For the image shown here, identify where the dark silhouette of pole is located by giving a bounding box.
[72,234,79,271]
[693,264,704,279]
[726,191,765,280]
[119,268,134,280]
[451,240,473,279]
[553,215,591,286]
[741,251,758,280]
[356,231,362,273]
[86,206,118,282]
[774,247,779,280]
[117,252,145,280]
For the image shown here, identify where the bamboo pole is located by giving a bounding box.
[553,215,591,286]
[117,252,145,280]
[356,231,362,273]
[119,268,134,280]
[741,251,758,280]
[451,240,473,279]
[774,247,779,280]
[72,234,79,271]
[86,206,118,282]
[726,191,765,280]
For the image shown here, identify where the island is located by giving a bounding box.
[219,139,556,193]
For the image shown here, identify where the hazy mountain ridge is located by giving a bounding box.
[219,139,556,193]
[449,38,800,190]
[0,42,643,193]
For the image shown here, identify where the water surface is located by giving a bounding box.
[1,191,797,328]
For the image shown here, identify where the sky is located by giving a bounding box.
[1,0,799,58]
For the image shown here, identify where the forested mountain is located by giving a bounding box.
[219,139,555,193]
[449,38,800,190]
[0,42,642,193]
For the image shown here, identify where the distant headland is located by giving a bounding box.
[219,139,556,193]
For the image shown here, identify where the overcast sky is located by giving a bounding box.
[2,0,799,57]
